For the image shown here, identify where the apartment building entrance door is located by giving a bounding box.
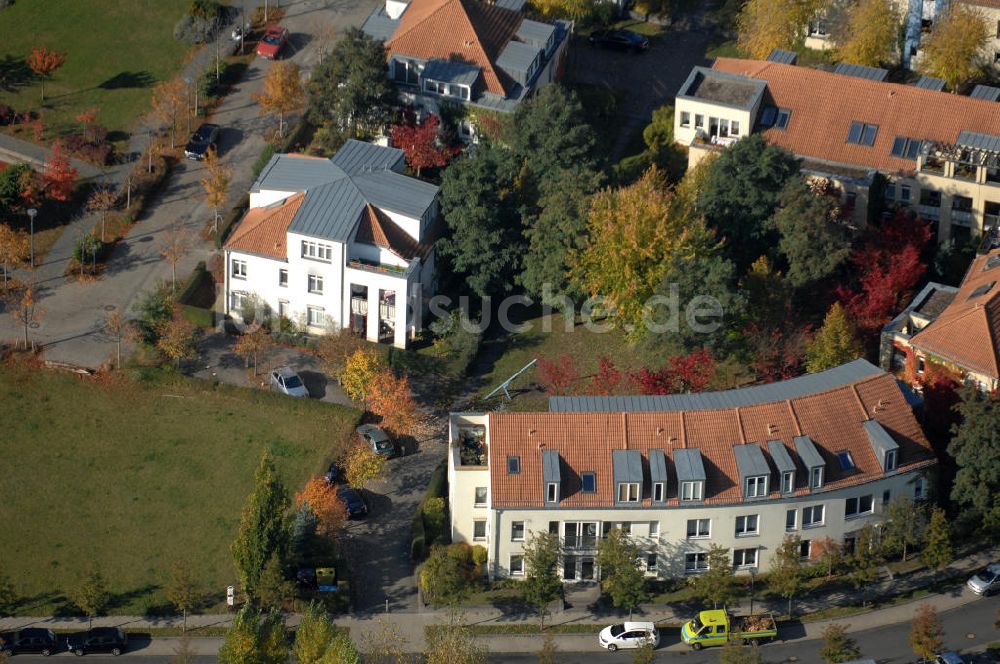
[562,555,596,581]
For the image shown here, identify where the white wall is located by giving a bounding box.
[250,189,299,209]
[674,98,754,147]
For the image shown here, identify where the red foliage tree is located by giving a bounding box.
[922,365,962,448]
[390,112,459,176]
[836,210,931,335]
[536,355,580,395]
[587,356,621,396]
[42,140,77,202]
[632,349,716,395]
[26,46,67,103]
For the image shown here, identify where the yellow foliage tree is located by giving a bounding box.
[340,347,387,402]
[835,0,901,67]
[234,325,273,375]
[86,187,118,243]
[533,0,594,20]
[201,148,233,235]
[253,61,304,138]
[737,0,824,59]
[344,440,387,490]
[294,477,346,536]
[151,79,187,149]
[0,225,29,288]
[156,306,199,367]
[365,370,419,436]
[919,3,991,93]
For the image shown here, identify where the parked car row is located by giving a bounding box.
[0,627,127,657]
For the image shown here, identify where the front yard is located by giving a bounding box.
[0,362,360,616]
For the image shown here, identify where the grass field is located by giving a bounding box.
[0,363,360,616]
[0,0,193,141]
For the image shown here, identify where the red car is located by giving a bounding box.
[256,25,288,59]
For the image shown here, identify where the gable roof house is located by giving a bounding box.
[674,58,1000,245]
[363,0,570,135]
[223,140,440,348]
[448,360,935,581]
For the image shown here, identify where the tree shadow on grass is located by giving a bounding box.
[99,71,155,90]
[15,591,67,614]
[0,55,34,93]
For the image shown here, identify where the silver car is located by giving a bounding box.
[967,563,1000,595]
[357,424,396,457]
[270,366,309,397]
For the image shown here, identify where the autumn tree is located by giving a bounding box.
[532,0,594,20]
[588,356,622,396]
[315,327,363,378]
[690,544,736,609]
[881,497,927,561]
[72,567,110,629]
[737,0,824,58]
[26,46,67,103]
[160,225,191,291]
[633,349,716,395]
[294,477,346,537]
[521,531,562,627]
[7,284,43,350]
[813,537,842,578]
[919,2,991,93]
[345,440,387,490]
[152,79,188,149]
[365,369,419,436]
[254,61,303,138]
[234,325,272,375]
[769,534,805,616]
[166,560,199,633]
[805,303,862,372]
[156,306,199,366]
[835,0,902,66]
[42,141,77,201]
[0,225,29,288]
[201,148,232,234]
[390,113,459,176]
[571,166,717,333]
[319,634,361,664]
[231,453,291,605]
[75,107,98,142]
[293,602,339,664]
[217,606,287,664]
[597,528,649,619]
[909,603,944,660]
[340,347,387,402]
[424,621,487,664]
[922,506,953,571]
[819,623,861,664]
[359,617,408,664]
[536,355,580,395]
[87,187,117,243]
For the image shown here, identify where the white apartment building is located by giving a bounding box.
[448,360,935,582]
[223,140,440,348]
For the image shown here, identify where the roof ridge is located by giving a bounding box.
[389,0,460,45]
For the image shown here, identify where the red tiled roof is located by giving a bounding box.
[711,58,1000,177]
[355,204,423,260]
[910,248,1000,379]
[487,372,934,508]
[224,193,304,260]
[385,0,523,96]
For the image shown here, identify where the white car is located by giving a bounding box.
[270,366,309,397]
[598,622,659,652]
[967,563,1000,595]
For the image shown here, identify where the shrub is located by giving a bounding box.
[419,543,479,606]
[189,0,222,19]
[422,497,448,545]
[411,512,427,561]
[471,545,488,567]
[174,13,219,43]
[252,144,278,179]
[63,130,113,166]
[429,310,482,377]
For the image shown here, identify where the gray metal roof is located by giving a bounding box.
[674,448,706,483]
[915,76,946,92]
[767,48,798,65]
[767,440,797,475]
[330,139,404,174]
[971,85,1000,102]
[361,5,401,42]
[612,449,643,487]
[734,444,770,478]
[250,154,346,193]
[794,435,825,470]
[497,40,540,79]
[495,0,525,10]
[833,63,888,81]
[677,66,767,111]
[863,420,899,463]
[422,59,481,87]
[288,179,366,242]
[550,359,883,413]
[957,130,1000,153]
[648,449,667,486]
[353,171,438,219]
[542,449,561,483]
[517,19,556,49]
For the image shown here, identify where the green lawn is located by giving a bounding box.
[0,0,194,142]
[0,364,360,616]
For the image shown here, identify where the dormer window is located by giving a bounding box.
[781,471,794,494]
[542,449,561,503]
[810,466,824,489]
[680,481,703,501]
[547,482,559,502]
[652,482,665,502]
[612,449,643,505]
[795,435,826,491]
[734,444,770,501]
[745,475,768,498]
[885,449,897,472]
[863,420,900,476]
[648,449,668,505]
[617,483,640,502]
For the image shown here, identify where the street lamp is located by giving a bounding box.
[26,208,37,269]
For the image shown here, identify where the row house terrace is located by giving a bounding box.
[448,360,935,582]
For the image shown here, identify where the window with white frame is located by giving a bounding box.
[810,466,824,489]
[231,259,247,279]
[474,487,487,506]
[547,482,559,503]
[231,291,247,311]
[687,518,710,539]
[884,449,897,472]
[511,521,524,541]
[680,111,691,127]
[653,482,665,502]
[650,521,660,538]
[802,505,824,527]
[681,481,703,502]
[617,482,640,502]
[733,547,757,569]
[510,554,524,575]
[308,274,324,295]
[735,514,759,537]
[278,269,288,287]
[781,471,794,494]
[745,475,768,498]
[786,509,797,531]
[301,240,332,262]
[845,495,874,518]
[473,519,486,541]
[685,552,709,573]
[646,553,658,574]
[306,306,325,327]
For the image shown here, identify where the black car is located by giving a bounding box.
[65,627,127,656]
[324,462,343,485]
[0,628,60,656]
[337,486,368,519]
[184,123,220,160]
[588,29,649,52]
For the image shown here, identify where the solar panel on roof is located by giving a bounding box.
[915,76,945,92]
[971,85,1000,102]
[834,63,889,81]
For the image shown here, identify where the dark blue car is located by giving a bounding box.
[588,29,649,52]
[337,486,368,519]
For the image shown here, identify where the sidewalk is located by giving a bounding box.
[1,547,994,653]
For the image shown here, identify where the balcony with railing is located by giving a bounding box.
[347,257,412,277]
[563,535,600,550]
